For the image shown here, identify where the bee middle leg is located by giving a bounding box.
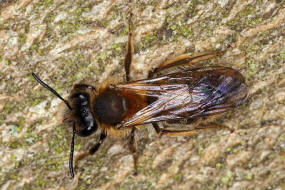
[128,128,138,175]
[75,132,107,163]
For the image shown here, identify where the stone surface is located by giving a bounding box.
[0,0,284,189]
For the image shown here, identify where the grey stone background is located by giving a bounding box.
[0,0,284,189]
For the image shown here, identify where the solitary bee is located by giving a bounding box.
[32,14,248,178]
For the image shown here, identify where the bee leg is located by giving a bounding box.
[128,128,138,175]
[159,124,232,137]
[75,132,107,163]
[124,11,133,82]
[89,132,107,154]
[149,50,225,78]
[159,129,198,137]
[195,123,234,133]
[152,123,161,135]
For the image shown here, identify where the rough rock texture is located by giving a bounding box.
[0,0,284,189]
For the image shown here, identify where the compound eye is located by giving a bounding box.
[77,118,98,137]
[76,107,98,137]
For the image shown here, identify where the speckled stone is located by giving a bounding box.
[0,0,284,189]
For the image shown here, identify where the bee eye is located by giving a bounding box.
[77,108,97,137]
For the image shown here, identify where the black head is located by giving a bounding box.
[70,92,98,136]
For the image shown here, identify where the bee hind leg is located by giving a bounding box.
[194,123,234,133]
[152,122,198,137]
[152,123,161,135]
[153,124,232,137]
[149,50,226,78]
[128,128,138,175]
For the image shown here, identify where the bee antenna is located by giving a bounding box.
[32,73,72,110]
[69,123,76,178]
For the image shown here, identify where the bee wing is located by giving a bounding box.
[116,66,248,128]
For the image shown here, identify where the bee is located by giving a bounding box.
[32,14,248,178]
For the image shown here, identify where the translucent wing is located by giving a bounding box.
[115,66,248,128]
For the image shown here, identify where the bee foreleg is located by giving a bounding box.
[75,132,107,164]
[89,132,107,154]
[128,128,138,175]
